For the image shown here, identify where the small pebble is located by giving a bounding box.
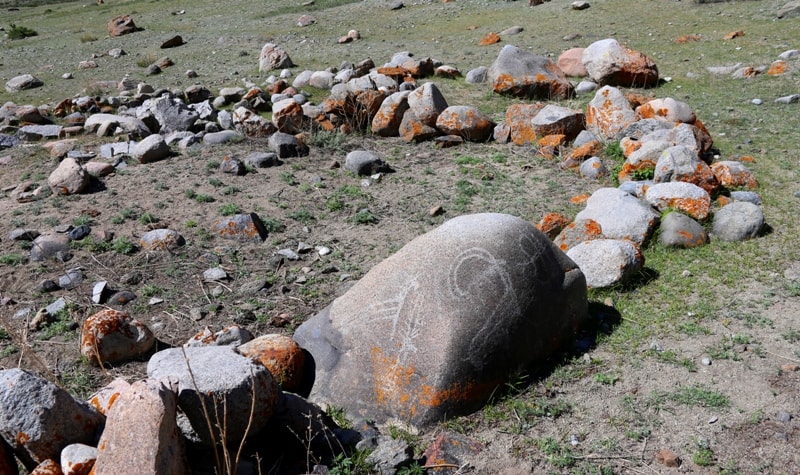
[751,98,763,105]
[569,434,580,446]
[776,411,792,423]
[681,270,692,277]
[649,340,663,352]
[708,416,718,424]
[316,246,331,256]
[701,357,712,366]
[148,298,164,305]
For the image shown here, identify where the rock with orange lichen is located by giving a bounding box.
[635,97,696,124]
[536,212,571,239]
[80,309,155,366]
[211,213,268,242]
[479,32,501,46]
[586,85,637,140]
[488,44,575,100]
[658,212,708,248]
[617,140,669,182]
[567,239,644,288]
[372,91,411,137]
[644,182,711,220]
[504,103,545,145]
[582,38,659,88]
[407,82,448,128]
[579,156,608,179]
[60,443,97,475]
[399,109,439,142]
[654,145,720,196]
[711,160,759,190]
[435,105,495,141]
[92,379,188,475]
[294,213,587,427]
[574,188,660,245]
[238,334,308,394]
[554,219,605,251]
[185,325,253,347]
[0,369,105,471]
[29,459,63,475]
[87,378,131,416]
[139,229,185,251]
[532,104,586,141]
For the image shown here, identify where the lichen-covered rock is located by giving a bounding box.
[574,188,660,244]
[435,106,495,142]
[139,229,185,251]
[582,38,659,87]
[211,213,268,242]
[586,86,637,140]
[658,212,708,248]
[644,182,711,220]
[567,239,644,288]
[294,213,587,427]
[238,334,308,394]
[80,309,155,366]
[488,45,575,99]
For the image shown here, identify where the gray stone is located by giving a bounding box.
[202,130,242,145]
[45,297,68,317]
[775,94,800,104]
[0,369,105,469]
[245,151,278,168]
[30,233,72,262]
[184,325,253,347]
[84,114,152,138]
[407,82,449,127]
[487,44,575,99]
[100,141,137,158]
[58,268,84,290]
[309,71,335,89]
[61,444,98,475]
[147,346,280,446]
[531,104,586,141]
[92,379,188,475]
[8,229,39,241]
[582,38,658,87]
[48,157,90,195]
[269,131,308,158]
[435,106,495,142]
[586,85,637,140]
[712,201,764,241]
[220,156,245,175]
[202,267,228,282]
[344,150,388,176]
[259,43,295,72]
[133,134,170,163]
[212,213,268,242]
[575,80,598,94]
[579,156,607,179]
[778,0,800,18]
[574,188,660,245]
[658,212,708,248]
[139,95,199,132]
[18,125,63,140]
[465,66,488,84]
[730,191,762,205]
[567,239,644,288]
[5,74,43,93]
[367,437,414,473]
[294,213,587,427]
[0,134,21,149]
[139,229,185,251]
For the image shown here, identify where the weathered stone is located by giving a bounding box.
[219,155,245,175]
[29,459,62,475]
[133,135,170,164]
[0,369,105,470]
[48,158,89,195]
[294,213,587,427]
[636,97,695,124]
[574,187,660,244]
[644,182,710,220]
[160,35,185,49]
[399,109,439,142]
[711,160,759,190]
[531,104,585,142]
[553,219,604,252]
[344,150,388,175]
[535,212,572,239]
[712,201,764,241]
[238,334,308,394]
[80,309,155,366]
[147,346,280,446]
[435,106,495,142]
[407,82,448,127]
[84,114,151,138]
[87,378,131,415]
[582,38,659,87]
[245,151,278,168]
[203,130,243,145]
[465,66,488,84]
[567,239,644,288]
[139,229,185,251]
[92,379,188,475]
[658,212,708,248]
[211,213,268,242]
[422,431,483,473]
[6,74,43,93]
[139,96,199,133]
[557,48,587,77]
[654,145,720,195]
[488,44,574,100]
[372,91,411,137]
[60,443,97,475]
[259,43,295,72]
[586,86,637,140]
[269,131,308,158]
[108,15,138,36]
[272,99,305,133]
[185,325,253,347]
[30,234,72,262]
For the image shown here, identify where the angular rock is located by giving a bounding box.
[711,160,758,190]
[84,114,151,138]
[0,369,104,470]
[238,334,308,394]
[203,130,243,145]
[48,157,89,195]
[6,74,43,93]
[503,103,545,145]
[372,91,411,137]
[344,150,388,175]
[532,104,585,142]
[245,151,278,168]
[567,239,644,288]
[80,309,155,366]
[93,379,188,475]
[465,67,488,84]
[272,98,305,133]
[139,229,185,251]
[407,82,448,128]
[185,325,253,347]
[586,86,637,140]
[139,96,199,133]
[574,187,660,244]
[211,213,268,242]
[259,43,294,72]
[712,201,764,241]
[294,213,587,427]
[658,212,708,248]
[582,38,659,87]
[435,106,495,142]
[88,379,132,416]
[654,145,719,195]
[107,15,138,37]
[399,109,439,142]
[147,347,280,446]
[30,234,72,262]
[219,155,245,175]
[269,131,308,158]
[488,45,574,100]
[644,182,711,220]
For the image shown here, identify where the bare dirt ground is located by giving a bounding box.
[1,0,800,473]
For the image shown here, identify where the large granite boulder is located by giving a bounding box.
[582,38,659,88]
[294,213,587,427]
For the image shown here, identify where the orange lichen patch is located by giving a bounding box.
[479,32,501,46]
[377,66,409,78]
[617,161,655,183]
[624,92,651,109]
[768,60,787,76]
[739,155,755,163]
[666,197,710,221]
[242,87,264,101]
[567,140,603,162]
[492,73,517,94]
[537,146,557,160]
[30,459,63,475]
[536,212,571,239]
[17,432,29,445]
[570,193,590,205]
[537,134,567,148]
[674,34,700,44]
[620,138,642,157]
[239,335,306,393]
[724,30,745,40]
[315,115,336,132]
[711,162,759,189]
[370,347,500,421]
[742,67,760,79]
